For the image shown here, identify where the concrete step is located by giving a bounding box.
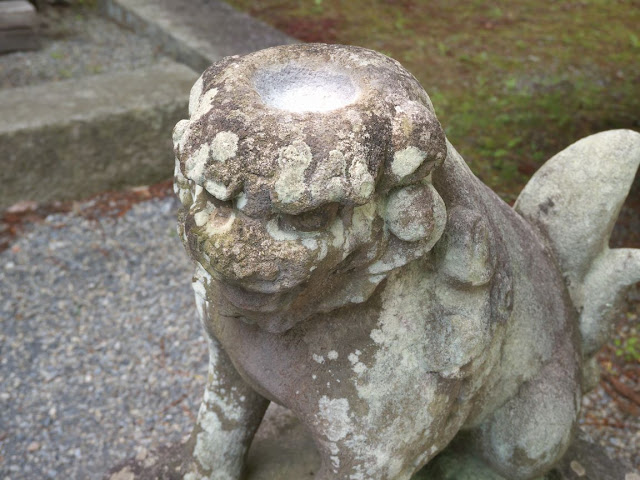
[0,0,39,53]
[0,0,37,29]
[0,60,198,210]
[99,0,297,74]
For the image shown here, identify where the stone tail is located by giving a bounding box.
[514,129,640,358]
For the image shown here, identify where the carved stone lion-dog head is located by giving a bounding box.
[173,44,448,333]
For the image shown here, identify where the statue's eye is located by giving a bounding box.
[279,203,340,232]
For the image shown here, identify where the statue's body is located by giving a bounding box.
[172,44,640,480]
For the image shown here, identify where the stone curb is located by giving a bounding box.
[0,60,198,210]
[99,0,298,74]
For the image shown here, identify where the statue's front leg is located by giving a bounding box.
[183,336,269,480]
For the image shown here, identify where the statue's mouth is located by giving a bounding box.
[253,62,360,113]
[216,278,303,314]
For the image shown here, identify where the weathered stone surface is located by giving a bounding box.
[168,44,639,479]
[515,129,640,357]
[99,0,297,74]
[104,405,321,480]
[0,28,39,53]
[105,408,633,480]
[0,60,198,209]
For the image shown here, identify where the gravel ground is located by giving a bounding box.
[580,295,640,469]
[0,4,168,89]
[0,197,206,479]
[0,194,638,479]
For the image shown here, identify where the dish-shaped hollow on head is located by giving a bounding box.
[254,63,360,113]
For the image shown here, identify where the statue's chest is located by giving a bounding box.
[214,268,494,420]
[213,301,384,409]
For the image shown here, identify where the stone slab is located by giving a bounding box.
[99,0,297,74]
[0,0,39,52]
[0,0,37,30]
[104,405,635,480]
[0,60,198,209]
[0,28,39,53]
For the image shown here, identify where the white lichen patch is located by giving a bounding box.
[348,157,375,201]
[204,211,236,237]
[188,75,204,117]
[317,396,353,442]
[173,119,189,148]
[203,385,243,422]
[313,354,325,364]
[184,143,211,185]
[353,362,367,375]
[391,146,427,179]
[275,141,313,204]
[323,265,460,478]
[211,131,239,162]
[328,350,339,360]
[174,157,192,206]
[302,238,319,251]
[367,252,409,275]
[317,240,328,261]
[349,201,377,243]
[266,219,299,242]
[193,408,245,475]
[184,144,210,185]
[235,192,248,210]
[191,87,218,121]
[204,179,231,201]
[192,265,214,323]
[346,350,367,375]
[192,279,208,320]
[194,204,214,227]
[330,218,345,248]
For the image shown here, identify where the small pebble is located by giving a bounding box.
[570,460,586,477]
[27,442,40,452]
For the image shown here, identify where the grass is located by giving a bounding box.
[225,0,640,201]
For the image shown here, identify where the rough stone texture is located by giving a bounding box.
[99,0,297,74]
[0,60,198,210]
[515,130,640,357]
[105,410,633,480]
[105,405,322,480]
[168,44,640,480]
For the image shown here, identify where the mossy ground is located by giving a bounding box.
[226,0,640,202]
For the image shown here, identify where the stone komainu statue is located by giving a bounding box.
[171,44,640,480]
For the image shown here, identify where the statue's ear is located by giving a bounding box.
[369,182,446,275]
[385,183,447,247]
[378,100,447,193]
